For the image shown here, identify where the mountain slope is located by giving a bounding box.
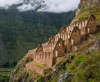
[9,0,100,82]
[0,9,75,67]
[72,0,100,24]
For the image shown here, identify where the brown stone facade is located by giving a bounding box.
[34,52,54,66]
[26,15,97,75]
[86,15,97,34]
[70,26,81,45]
[36,44,43,53]
[26,62,52,75]
[54,38,65,57]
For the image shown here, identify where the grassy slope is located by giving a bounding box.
[72,1,100,24]
[48,29,100,82]
[9,28,100,82]
[0,68,13,82]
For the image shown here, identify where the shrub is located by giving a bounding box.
[37,76,44,82]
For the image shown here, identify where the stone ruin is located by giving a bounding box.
[26,15,97,75]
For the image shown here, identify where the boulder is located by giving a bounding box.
[58,72,69,82]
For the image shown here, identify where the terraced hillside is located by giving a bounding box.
[72,0,100,24]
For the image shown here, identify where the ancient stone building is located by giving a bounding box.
[77,20,89,40]
[34,52,54,66]
[70,26,81,45]
[86,15,97,34]
[26,62,52,75]
[26,14,97,75]
[36,44,43,53]
[64,39,71,53]
[48,36,55,44]
[54,38,65,57]
[80,0,84,4]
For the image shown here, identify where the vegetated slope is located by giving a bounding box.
[9,25,100,82]
[9,0,100,82]
[0,9,75,67]
[72,0,100,24]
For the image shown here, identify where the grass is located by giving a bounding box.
[29,62,51,69]
[0,68,13,82]
[73,6,100,23]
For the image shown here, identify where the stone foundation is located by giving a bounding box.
[26,62,52,76]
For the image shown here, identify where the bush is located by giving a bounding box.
[37,76,44,82]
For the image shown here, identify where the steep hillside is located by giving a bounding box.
[10,30,100,82]
[72,0,100,24]
[0,9,75,67]
[9,0,100,82]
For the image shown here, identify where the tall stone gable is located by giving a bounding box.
[86,15,97,33]
[36,44,43,53]
[48,36,55,44]
[80,0,84,4]
[70,26,81,45]
[59,27,67,34]
[54,38,65,57]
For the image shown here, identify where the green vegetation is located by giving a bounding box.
[0,68,13,82]
[30,62,50,69]
[76,6,100,20]
[0,9,75,67]
[10,29,100,82]
[37,76,44,82]
[72,1,100,24]
[70,50,100,82]
[49,45,100,82]
[44,29,100,82]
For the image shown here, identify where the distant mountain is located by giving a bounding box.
[0,8,75,67]
[0,0,57,12]
[9,0,46,11]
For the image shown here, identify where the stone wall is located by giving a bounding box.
[86,15,97,33]
[34,52,54,66]
[70,26,81,45]
[26,62,52,75]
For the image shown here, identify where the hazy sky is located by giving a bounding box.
[0,0,80,13]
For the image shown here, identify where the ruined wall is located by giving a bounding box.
[86,15,97,33]
[48,36,55,44]
[64,39,71,52]
[70,26,81,45]
[26,62,52,75]
[34,15,97,67]
[54,38,65,57]
[34,52,54,66]
[36,44,43,53]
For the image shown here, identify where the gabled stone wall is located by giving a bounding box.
[34,52,54,66]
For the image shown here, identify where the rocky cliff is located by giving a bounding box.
[9,0,100,82]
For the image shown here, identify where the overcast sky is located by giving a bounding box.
[0,0,80,13]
